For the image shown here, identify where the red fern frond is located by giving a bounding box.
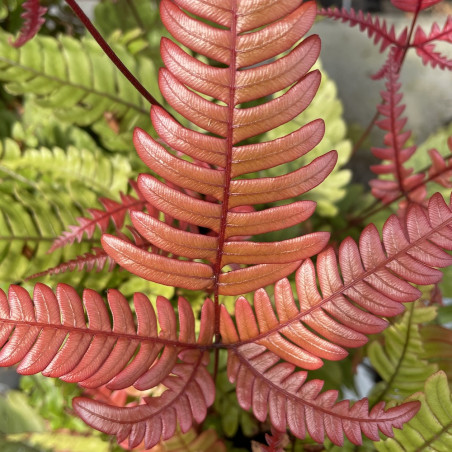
[221,194,452,371]
[103,0,333,296]
[369,54,426,204]
[413,16,452,46]
[0,283,215,448]
[26,247,114,280]
[220,193,452,444]
[0,284,214,388]
[226,344,420,446]
[318,8,407,53]
[9,0,47,47]
[415,44,452,70]
[49,187,147,252]
[74,350,215,450]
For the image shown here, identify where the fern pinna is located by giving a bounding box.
[1,0,452,450]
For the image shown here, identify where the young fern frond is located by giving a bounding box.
[375,371,452,451]
[369,55,426,206]
[318,8,407,54]
[27,247,115,279]
[413,16,452,46]
[49,185,147,252]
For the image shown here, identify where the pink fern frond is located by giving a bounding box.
[26,247,115,280]
[369,53,426,204]
[415,44,452,70]
[49,188,147,253]
[10,0,47,47]
[221,194,452,372]
[318,8,407,53]
[226,344,420,446]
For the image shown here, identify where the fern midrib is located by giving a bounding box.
[371,302,415,406]
[0,317,209,350]
[0,56,149,116]
[230,209,452,347]
[213,1,238,341]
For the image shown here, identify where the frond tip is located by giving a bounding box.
[10,0,47,47]
[74,349,215,450]
[227,344,420,446]
[375,371,452,451]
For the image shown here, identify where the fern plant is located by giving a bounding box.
[0,0,452,450]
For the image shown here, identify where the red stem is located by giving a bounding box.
[64,0,163,108]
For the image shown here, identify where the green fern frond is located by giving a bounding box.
[0,29,161,151]
[368,302,438,403]
[375,371,452,451]
[0,138,132,284]
[1,137,132,196]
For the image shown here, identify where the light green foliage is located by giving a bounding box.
[0,137,132,285]
[150,428,227,452]
[0,29,161,151]
[375,371,452,451]
[20,375,86,432]
[0,390,44,434]
[10,433,110,452]
[262,61,352,217]
[94,0,169,61]
[368,302,438,404]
